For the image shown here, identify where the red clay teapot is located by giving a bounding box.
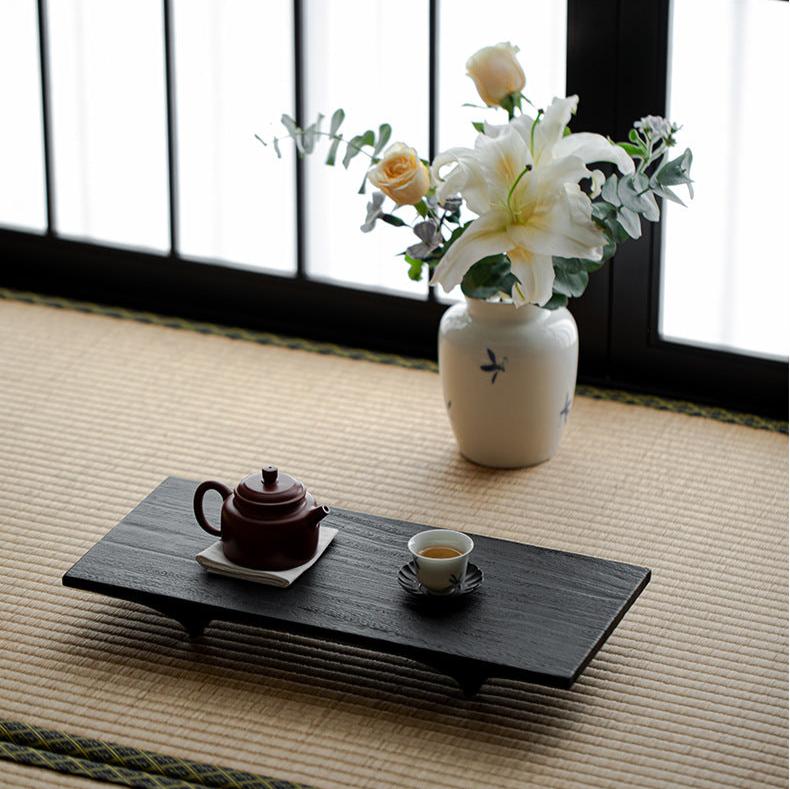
[193,465,330,571]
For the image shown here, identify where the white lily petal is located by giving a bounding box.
[430,210,510,292]
[532,95,578,163]
[508,185,604,259]
[431,146,492,211]
[508,247,555,306]
[473,127,531,196]
[554,132,635,174]
[484,113,535,148]
[589,169,605,198]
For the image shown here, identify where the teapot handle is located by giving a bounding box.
[193,480,232,537]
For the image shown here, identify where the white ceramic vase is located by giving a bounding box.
[438,297,578,468]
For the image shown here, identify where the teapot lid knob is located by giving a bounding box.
[262,465,278,485]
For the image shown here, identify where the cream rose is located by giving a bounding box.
[466,42,526,107]
[367,143,430,206]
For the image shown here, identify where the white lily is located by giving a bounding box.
[430,95,635,305]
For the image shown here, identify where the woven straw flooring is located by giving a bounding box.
[0,297,786,788]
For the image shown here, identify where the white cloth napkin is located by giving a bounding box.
[195,526,338,588]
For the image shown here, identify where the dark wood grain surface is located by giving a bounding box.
[63,477,650,694]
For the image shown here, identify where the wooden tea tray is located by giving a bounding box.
[63,477,650,695]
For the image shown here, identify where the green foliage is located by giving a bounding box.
[499,92,523,119]
[414,200,429,219]
[373,124,392,157]
[543,292,569,310]
[551,257,589,298]
[379,213,406,227]
[653,148,694,198]
[325,136,342,166]
[280,114,303,154]
[601,174,620,206]
[329,108,345,136]
[472,121,485,133]
[617,142,642,158]
[301,114,324,154]
[343,129,375,168]
[617,206,642,239]
[405,254,424,281]
[461,255,517,300]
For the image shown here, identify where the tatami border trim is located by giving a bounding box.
[1,287,785,435]
[0,720,308,789]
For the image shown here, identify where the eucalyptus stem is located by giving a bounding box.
[255,130,378,162]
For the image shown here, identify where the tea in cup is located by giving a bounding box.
[408,529,474,593]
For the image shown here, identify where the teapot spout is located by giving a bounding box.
[309,504,330,528]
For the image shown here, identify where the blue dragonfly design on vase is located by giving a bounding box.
[480,348,508,384]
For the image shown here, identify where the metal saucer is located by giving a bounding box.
[397,561,483,598]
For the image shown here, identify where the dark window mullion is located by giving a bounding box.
[426,0,438,302]
[162,0,179,256]
[36,0,55,235]
[293,0,306,280]
[565,0,620,381]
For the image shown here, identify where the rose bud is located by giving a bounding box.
[466,42,526,108]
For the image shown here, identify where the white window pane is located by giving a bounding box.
[438,0,567,302]
[0,0,47,233]
[173,0,296,274]
[661,0,789,359]
[304,0,429,297]
[48,0,169,252]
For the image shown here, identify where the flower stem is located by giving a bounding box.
[529,109,544,158]
[507,165,531,213]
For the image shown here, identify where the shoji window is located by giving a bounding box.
[0,0,47,233]
[172,0,296,274]
[47,0,170,251]
[660,0,789,359]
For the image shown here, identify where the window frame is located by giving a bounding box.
[0,0,785,418]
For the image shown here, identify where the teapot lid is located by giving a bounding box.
[236,465,305,506]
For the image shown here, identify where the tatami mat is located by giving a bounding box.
[0,298,786,788]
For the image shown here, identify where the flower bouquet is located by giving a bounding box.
[257,42,694,467]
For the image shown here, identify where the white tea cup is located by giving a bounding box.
[408,529,474,593]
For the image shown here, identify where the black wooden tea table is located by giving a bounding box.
[63,477,650,695]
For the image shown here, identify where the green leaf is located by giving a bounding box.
[544,292,569,310]
[592,201,629,245]
[380,213,406,227]
[325,135,342,166]
[552,257,590,298]
[563,126,572,137]
[414,200,429,219]
[616,141,643,157]
[650,182,686,207]
[342,130,375,168]
[329,108,345,137]
[617,172,656,217]
[601,174,620,207]
[405,254,424,281]
[460,254,517,300]
[655,148,693,189]
[472,121,485,133]
[617,206,642,239]
[301,113,324,154]
[628,128,640,144]
[373,123,392,157]
[281,114,304,154]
